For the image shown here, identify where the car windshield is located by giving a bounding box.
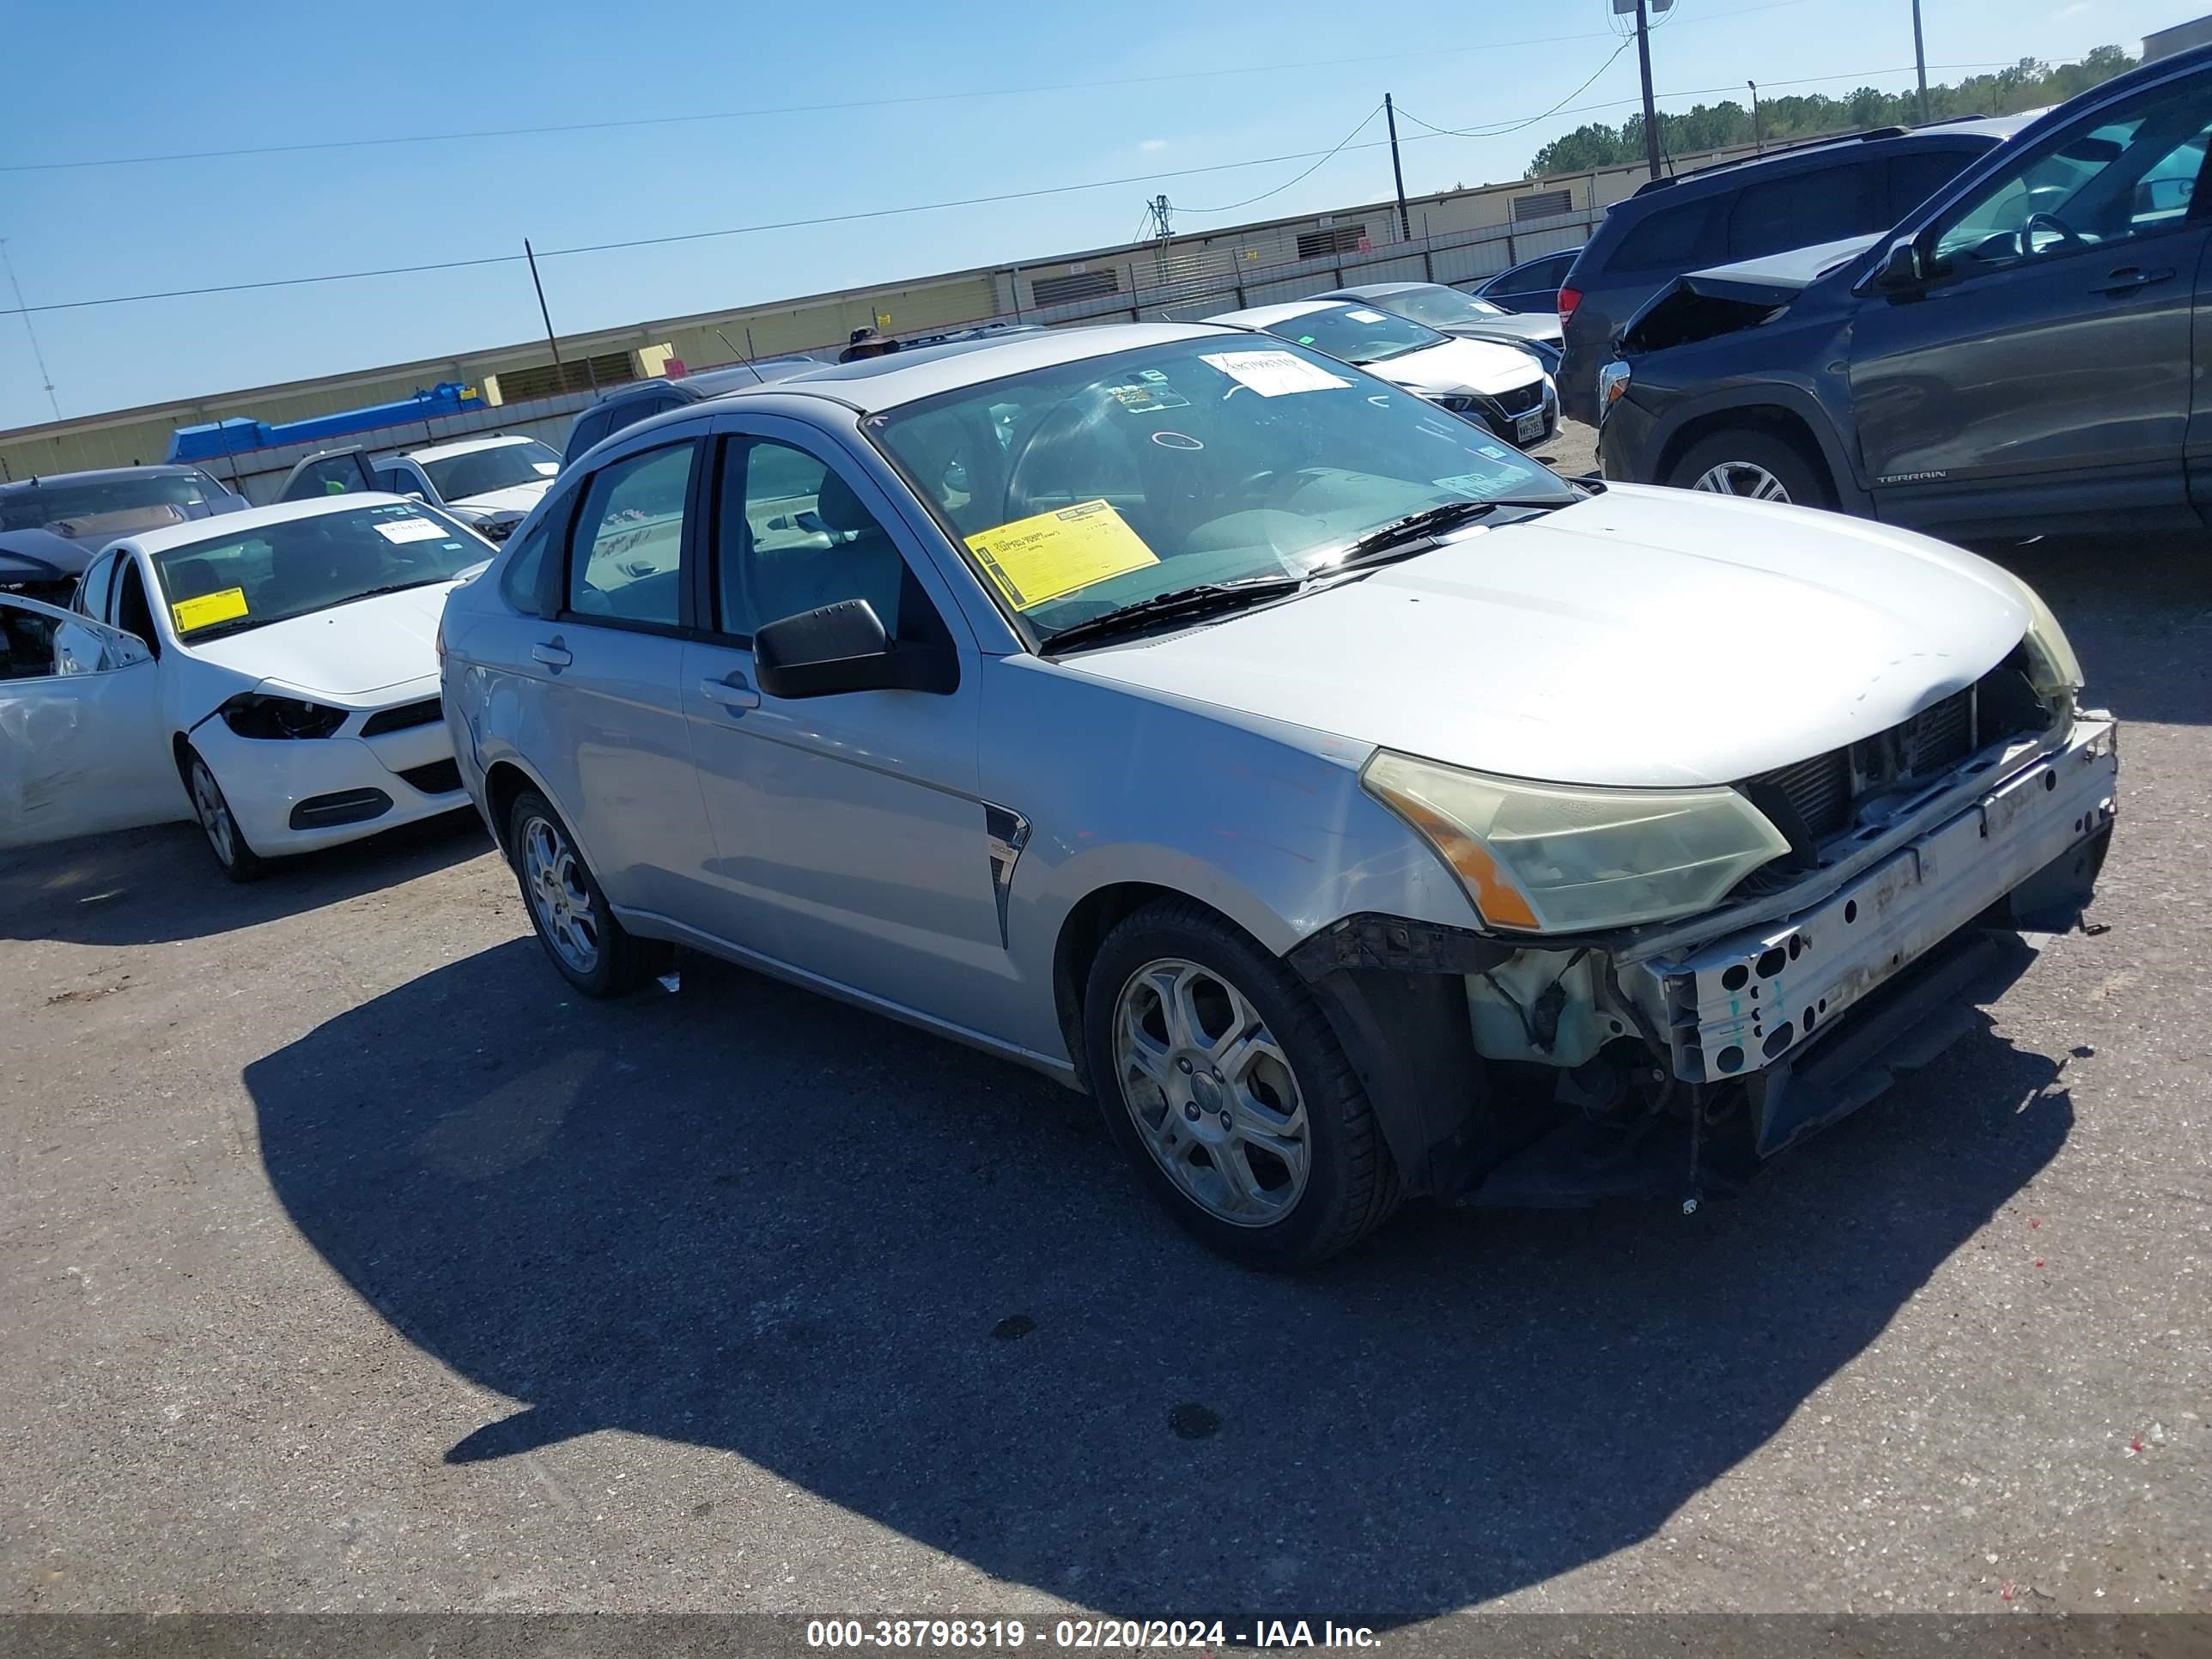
[1257,305,1447,365]
[1364,286,1507,328]
[0,473,224,534]
[150,502,486,641]
[421,440,561,502]
[870,335,1576,637]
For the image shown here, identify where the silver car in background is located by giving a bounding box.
[438,324,2114,1268]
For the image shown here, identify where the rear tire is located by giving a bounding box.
[1083,898,1401,1269]
[507,789,667,998]
[184,748,265,884]
[1667,428,1834,508]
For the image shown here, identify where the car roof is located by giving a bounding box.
[117,491,423,555]
[0,463,216,490]
[395,433,539,464]
[1202,300,1351,328]
[1322,282,1435,300]
[690,322,1245,414]
[1626,111,2036,199]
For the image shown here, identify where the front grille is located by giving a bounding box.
[361,697,443,737]
[398,759,463,795]
[1741,661,2041,848]
[1492,380,1545,418]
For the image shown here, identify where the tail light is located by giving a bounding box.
[1558,286,1583,324]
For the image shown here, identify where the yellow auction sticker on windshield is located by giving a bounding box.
[171,586,248,632]
[965,499,1159,611]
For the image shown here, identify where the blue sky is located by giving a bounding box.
[0,0,2174,428]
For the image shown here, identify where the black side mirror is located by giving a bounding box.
[752,599,958,699]
[1871,240,1925,293]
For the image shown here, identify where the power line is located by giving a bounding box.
[0,58,2021,319]
[1,0,1822,174]
[1390,35,1636,143]
[1180,105,1385,215]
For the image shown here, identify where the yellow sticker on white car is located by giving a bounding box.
[171,586,249,632]
[964,499,1160,611]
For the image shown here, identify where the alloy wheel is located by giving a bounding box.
[1691,460,1792,501]
[190,761,237,867]
[521,814,601,976]
[1111,957,1311,1227]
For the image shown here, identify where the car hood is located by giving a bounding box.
[1620,234,1881,354]
[1443,313,1562,347]
[1060,485,2033,787]
[0,527,92,580]
[1369,337,1546,398]
[449,479,553,515]
[183,582,458,698]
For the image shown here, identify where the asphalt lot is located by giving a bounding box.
[3,424,2208,1626]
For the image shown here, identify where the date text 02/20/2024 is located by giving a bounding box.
[805,1619,1382,1650]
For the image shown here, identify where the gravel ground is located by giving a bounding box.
[3,429,2207,1627]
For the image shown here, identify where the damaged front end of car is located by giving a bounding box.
[1291,616,2117,1212]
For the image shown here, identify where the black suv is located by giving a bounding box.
[1556,118,2025,422]
[1597,44,2212,542]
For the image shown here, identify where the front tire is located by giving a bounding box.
[184,747,265,883]
[1083,898,1401,1269]
[1667,428,1834,508]
[507,789,667,997]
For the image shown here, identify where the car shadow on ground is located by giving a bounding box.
[0,810,492,946]
[1979,534,2212,729]
[246,939,2072,1618]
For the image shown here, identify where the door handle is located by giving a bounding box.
[530,640,573,668]
[697,673,761,711]
[2094,266,2174,294]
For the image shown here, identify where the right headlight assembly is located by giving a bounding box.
[1362,750,1792,934]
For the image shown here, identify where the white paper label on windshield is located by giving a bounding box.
[532,462,558,477]
[1346,307,1387,322]
[1200,349,1353,398]
[374,516,447,544]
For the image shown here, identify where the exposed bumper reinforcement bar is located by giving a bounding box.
[1633,716,2117,1089]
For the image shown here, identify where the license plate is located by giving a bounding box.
[1515,410,1547,443]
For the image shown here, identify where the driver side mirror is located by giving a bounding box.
[1870,239,1926,293]
[752,599,958,700]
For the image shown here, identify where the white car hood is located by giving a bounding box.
[1374,336,1545,398]
[450,479,553,515]
[1063,486,2033,787]
[185,582,457,699]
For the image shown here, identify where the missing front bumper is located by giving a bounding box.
[1632,715,2117,1091]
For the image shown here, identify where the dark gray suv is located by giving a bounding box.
[1556,118,2027,422]
[1598,44,2212,540]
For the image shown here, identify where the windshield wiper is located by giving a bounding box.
[1041,574,1306,653]
[336,577,453,604]
[1321,500,1505,568]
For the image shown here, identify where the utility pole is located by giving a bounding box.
[1634,0,1663,181]
[525,237,594,393]
[1384,94,1412,242]
[0,240,63,423]
[1747,80,1763,153]
[1911,0,1930,123]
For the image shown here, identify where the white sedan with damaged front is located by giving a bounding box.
[0,493,490,877]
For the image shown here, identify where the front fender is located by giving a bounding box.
[1641,374,1871,514]
[984,656,1482,1062]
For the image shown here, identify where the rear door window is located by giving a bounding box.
[1726,161,1883,259]
[1887,145,1984,219]
[1604,198,1727,271]
[565,442,696,628]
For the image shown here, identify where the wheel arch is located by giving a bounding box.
[1050,881,1506,1200]
[1643,384,1870,514]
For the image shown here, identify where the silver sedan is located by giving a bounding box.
[438,323,2114,1267]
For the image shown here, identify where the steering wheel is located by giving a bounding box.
[2021,211,2084,255]
[1003,397,1113,520]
